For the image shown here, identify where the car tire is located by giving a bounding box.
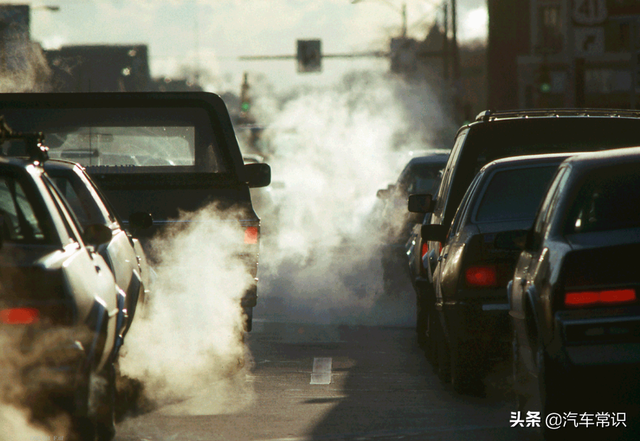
[96,362,116,441]
[512,328,527,411]
[450,337,484,396]
[434,318,451,384]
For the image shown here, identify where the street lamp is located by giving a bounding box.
[351,0,407,38]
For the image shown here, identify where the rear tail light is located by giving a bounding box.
[0,308,40,325]
[421,242,429,259]
[465,265,498,288]
[565,288,636,308]
[244,226,258,244]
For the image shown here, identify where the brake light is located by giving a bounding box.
[421,242,429,259]
[0,308,40,325]
[565,289,636,308]
[244,226,258,244]
[465,265,498,287]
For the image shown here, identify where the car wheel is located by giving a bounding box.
[434,318,451,384]
[512,328,527,411]
[95,362,116,441]
[416,296,427,348]
[450,337,483,396]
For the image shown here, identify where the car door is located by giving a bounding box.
[512,166,570,369]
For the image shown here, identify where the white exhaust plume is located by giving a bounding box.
[118,204,256,410]
[252,71,451,327]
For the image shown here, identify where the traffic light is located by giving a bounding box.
[538,63,551,94]
[297,39,322,73]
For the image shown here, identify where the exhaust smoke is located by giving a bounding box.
[118,204,256,415]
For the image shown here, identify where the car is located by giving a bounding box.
[426,153,573,395]
[0,92,271,332]
[43,159,153,337]
[506,147,640,428]
[376,153,448,293]
[408,109,640,358]
[0,128,124,440]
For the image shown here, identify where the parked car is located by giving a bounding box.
[376,153,448,293]
[427,153,573,394]
[409,109,640,359]
[44,159,153,337]
[0,92,271,332]
[506,147,640,427]
[0,130,124,440]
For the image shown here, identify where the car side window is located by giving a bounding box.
[435,129,468,217]
[533,166,569,244]
[0,176,47,243]
[42,177,83,245]
[450,171,482,238]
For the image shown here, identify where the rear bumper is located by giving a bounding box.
[440,294,511,355]
[556,306,640,366]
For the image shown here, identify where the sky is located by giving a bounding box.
[24,0,488,93]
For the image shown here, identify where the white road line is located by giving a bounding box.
[310,357,332,385]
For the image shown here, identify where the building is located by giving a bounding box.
[46,45,151,92]
[490,0,640,109]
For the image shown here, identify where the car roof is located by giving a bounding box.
[0,155,41,169]
[406,153,449,166]
[479,152,578,173]
[562,146,640,171]
[43,158,83,171]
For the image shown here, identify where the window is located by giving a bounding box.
[474,165,559,223]
[566,165,640,234]
[0,174,47,243]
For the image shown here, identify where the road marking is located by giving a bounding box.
[310,357,332,385]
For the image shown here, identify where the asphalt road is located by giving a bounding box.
[114,317,540,441]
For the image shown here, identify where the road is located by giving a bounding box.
[114,291,538,441]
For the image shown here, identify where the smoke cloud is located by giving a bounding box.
[118,204,256,413]
[252,70,451,327]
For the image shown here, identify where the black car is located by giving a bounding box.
[0,92,271,331]
[44,159,153,337]
[376,153,448,292]
[507,147,640,425]
[409,109,640,356]
[0,137,124,440]
[428,153,572,394]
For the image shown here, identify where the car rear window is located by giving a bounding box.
[474,165,558,223]
[0,174,48,243]
[567,165,640,233]
[406,163,444,195]
[0,106,229,174]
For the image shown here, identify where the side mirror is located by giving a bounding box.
[83,223,112,248]
[408,194,434,213]
[129,212,153,230]
[421,224,448,242]
[376,188,390,199]
[494,229,528,251]
[246,163,271,188]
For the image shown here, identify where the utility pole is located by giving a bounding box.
[451,0,459,82]
[443,1,449,80]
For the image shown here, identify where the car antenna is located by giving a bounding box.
[0,116,49,164]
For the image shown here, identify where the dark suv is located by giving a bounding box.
[409,108,640,382]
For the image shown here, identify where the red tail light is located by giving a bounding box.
[565,288,636,308]
[244,226,258,244]
[465,265,498,287]
[421,242,429,259]
[0,308,40,325]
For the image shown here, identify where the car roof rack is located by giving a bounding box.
[0,116,48,163]
[475,108,640,122]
